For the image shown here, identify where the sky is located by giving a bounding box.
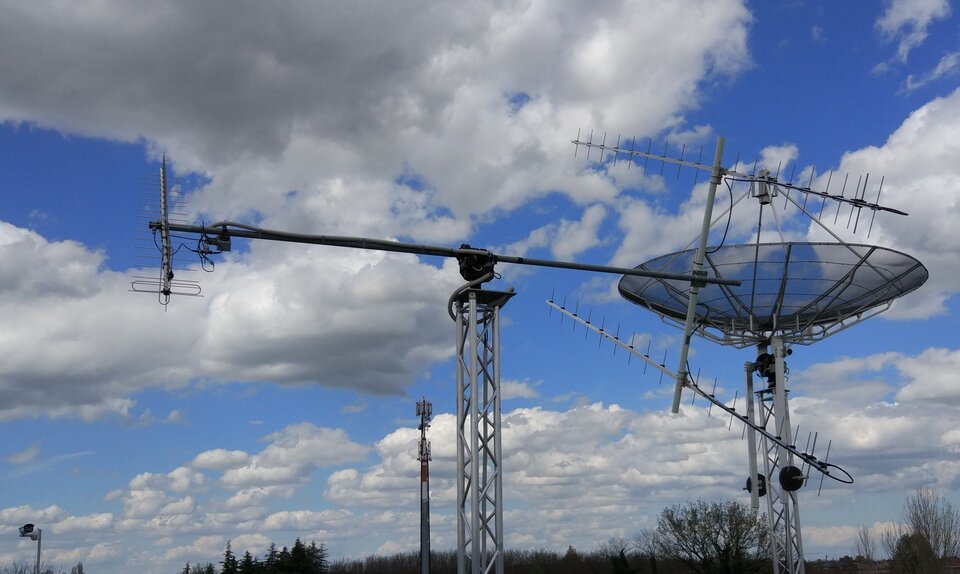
[0,0,959,571]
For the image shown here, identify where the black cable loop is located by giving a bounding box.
[706,178,735,255]
[447,272,496,321]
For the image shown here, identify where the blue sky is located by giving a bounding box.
[1,1,959,571]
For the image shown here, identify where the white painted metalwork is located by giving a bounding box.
[455,289,513,574]
[754,337,804,574]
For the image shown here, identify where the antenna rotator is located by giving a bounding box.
[457,244,496,282]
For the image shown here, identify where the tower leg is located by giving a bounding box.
[757,337,805,574]
[455,289,513,574]
[745,363,760,511]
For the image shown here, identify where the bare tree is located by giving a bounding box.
[856,525,878,572]
[881,521,906,559]
[632,528,657,557]
[597,536,631,559]
[903,488,960,559]
[880,489,960,573]
[856,525,877,560]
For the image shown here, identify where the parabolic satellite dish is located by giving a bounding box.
[620,242,928,347]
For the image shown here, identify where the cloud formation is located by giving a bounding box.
[876,0,951,61]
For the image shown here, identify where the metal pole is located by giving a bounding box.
[745,363,760,511]
[772,337,804,574]
[468,292,481,571]
[673,136,725,412]
[754,338,806,574]
[156,221,741,287]
[492,304,505,574]
[35,529,41,574]
[455,308,469,574]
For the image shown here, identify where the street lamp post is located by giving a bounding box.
[18,523,41,574]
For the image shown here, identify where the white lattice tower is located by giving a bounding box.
[753,337,805,574]
[454,288,513,574]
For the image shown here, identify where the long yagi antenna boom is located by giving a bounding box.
[572,136,908,217]
[673,137,725,413]
[158,156,174,303]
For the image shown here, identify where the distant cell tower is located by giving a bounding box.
[417,398,433,574]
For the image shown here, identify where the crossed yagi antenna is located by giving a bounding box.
[573,129,908,224]
[130,155,203,305]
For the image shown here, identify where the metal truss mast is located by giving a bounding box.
[454,288,513,574]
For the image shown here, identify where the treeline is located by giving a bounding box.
[0,561,85,574]
[0,498,767,574]
[328,547,683,574]
[188,545,685,574]
[182,499,769,574]
[181,539,328,574]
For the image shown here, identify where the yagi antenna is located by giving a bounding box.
[129,155,203,306]
[572,134,909,217]
[546,299,854,487]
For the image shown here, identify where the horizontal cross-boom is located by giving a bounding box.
[151,220,742,286]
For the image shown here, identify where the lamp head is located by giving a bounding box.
[18,523,39,540]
